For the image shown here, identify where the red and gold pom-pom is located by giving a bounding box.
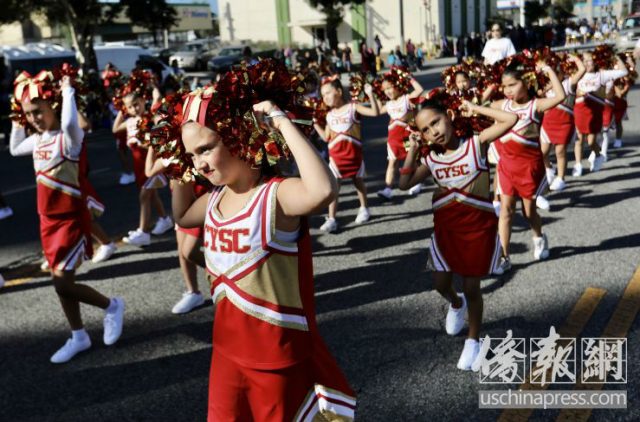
[197,58,313,169]
[113,69,157,113]
[10,63,87,126]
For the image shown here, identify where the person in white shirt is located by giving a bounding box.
[482,24,516,65]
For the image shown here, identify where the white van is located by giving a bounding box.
[94,45,173,80]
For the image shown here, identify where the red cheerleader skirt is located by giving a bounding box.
[541,107,575,145]
[574,98,604,135]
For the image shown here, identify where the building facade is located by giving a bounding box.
[219,0,495,53]
[0,2,213,47]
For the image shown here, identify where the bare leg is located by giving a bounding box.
[151,189,167,218]
[328,180,341,219]
[384,158,399,188]
[521,197,543,237]
[541,141,552,169]
[91,220,111,246]
[492,172,500,202]
[556,144,567,180]
[177,231,201,293]
[353,177,368,208]
[432,271,463,308]
[462,276,482,340]
[587,133,601,156]
[52,269,110,330]
[574,132,584,165]
[139,189,154,232]
[498,194,517,257]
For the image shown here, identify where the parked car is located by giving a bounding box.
[169,40,218,70]
[94,45,173,81]
[617,13,640,51]
[0,43,77,76]
[207,46,244,73]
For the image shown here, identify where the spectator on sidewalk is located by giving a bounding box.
[375,35,383,56]
[456,35,466,64]
[482,23,516,65]
[342,45,352,73]
[416,44,424,69]
[387,49,398,67]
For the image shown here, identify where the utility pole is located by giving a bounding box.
[520,0,526,27]
[399,0,405,52]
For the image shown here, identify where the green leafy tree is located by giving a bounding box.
[308,0,366,50]
[122,0,178,46]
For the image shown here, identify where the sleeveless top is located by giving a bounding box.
[546,79,575,115]
[423,136,494,232]
[204,178,317,369]
[499,99,542,161]
[326,102,361,151]
[386,94,413,129]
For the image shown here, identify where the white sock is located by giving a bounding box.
[72,329,89,342]
[601,130,609,156]
[106,298,118,313]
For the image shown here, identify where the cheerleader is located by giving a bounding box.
[112,84,173,246]
[10,74,124,363]
[172,64,355,420]
[596,80,615,162]
[492,61,567,270]
[314,76,379,233]
[450,70,496,104]
[572,53,627,176]
[612,76,631,149]
[398,97,517,370]
[375,73,424,200]
[145,147,207,314]
[540,54,586,192]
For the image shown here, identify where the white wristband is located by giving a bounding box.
[266,110,287,119]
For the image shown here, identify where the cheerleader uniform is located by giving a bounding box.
[125,116,168,190]
[574,69,627,134]
[496,99,547,199]
[613,92,628,127]
[205,178,355,421]
[79,143,106,218]
[9,87,92,270]
[424,136,500,277]
[326,103,365,179]
[385,94,413,161]
[541,79,576,145]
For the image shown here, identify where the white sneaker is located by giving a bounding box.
[545,167,556,185]
[92,243,117,263]
[549,177,566,192]
[591,155,605,172]
[103,297,125,346]
[40,260,50,272]
[613,139,622,148]
[536,195,550,211]
[533,234,549,260]
[492,200,501,218]
[408,184,421,196]
[172,292,205,314]
[319,217,338,233]
[445,293,467,336]
[354,207,371,224]
[151,216,174,235]
[572,164,583,177]
[0,206,13,220]
[588,151,596,166]
[123,229,151,246]
[50,337,92,364]
[119,172,135,185]
[377,187,393,200]
[493,256,512,275]
[457,338,480,371]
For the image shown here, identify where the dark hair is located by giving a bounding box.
[415,98,448,116]
[454,70,470,79]
[322,77,343,93]
[502,63,536,99]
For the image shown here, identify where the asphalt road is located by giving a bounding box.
[1,68,639,421]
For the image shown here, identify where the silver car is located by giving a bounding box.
[169,41,217,70]
[617,14,640,51]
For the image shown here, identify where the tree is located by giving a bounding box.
[524,0,550,25]
[308,0,366,50]
[0,0,123,72]
[122,0,178,46]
